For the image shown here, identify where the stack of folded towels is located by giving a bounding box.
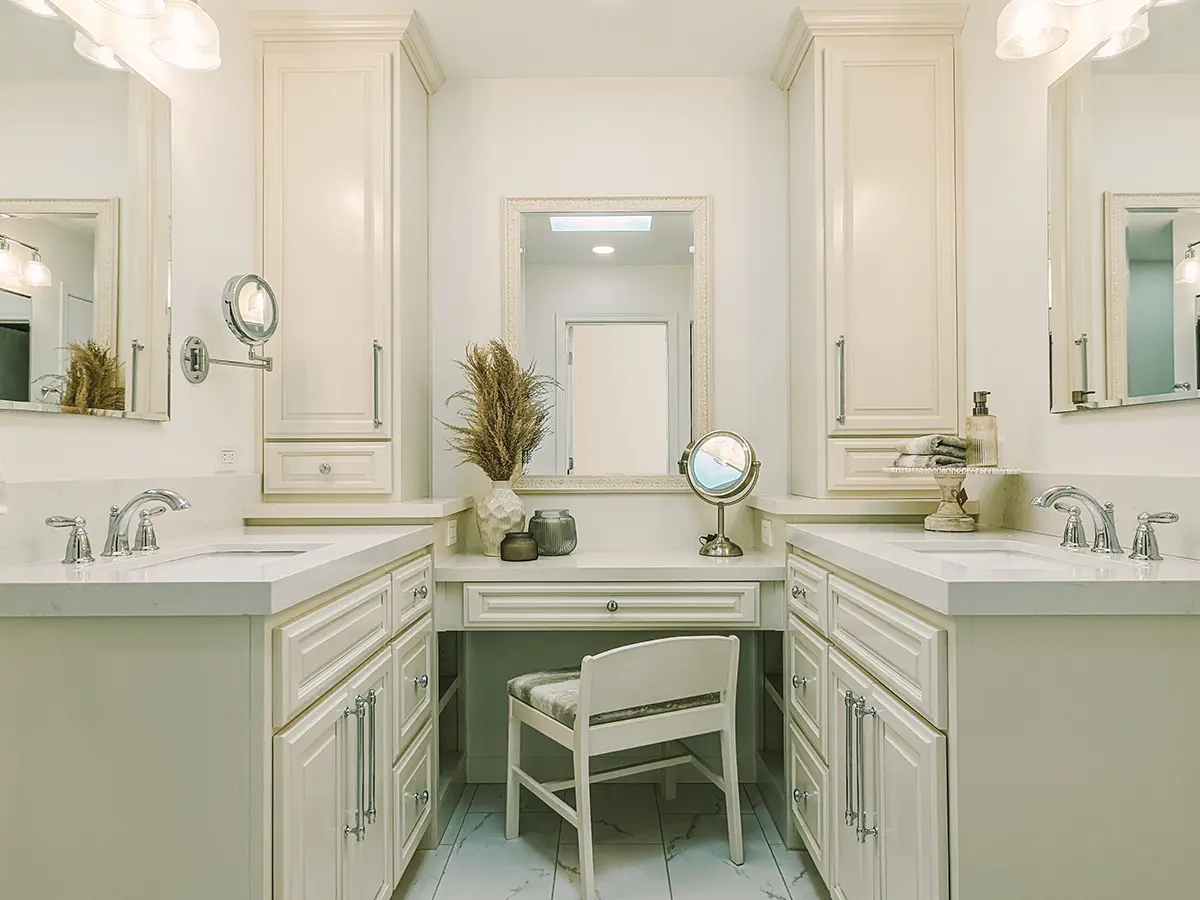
[893,435,968,468]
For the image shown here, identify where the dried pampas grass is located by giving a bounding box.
[443,340,555,482]
[61,340,125,414]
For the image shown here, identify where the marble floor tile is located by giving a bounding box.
[470,782,568,813]
[746,784,785,845]
[437,812,561,900]
[769,844,831,900]
[559,784,662,846]
[441,784,477,846]
[553,841,671,900]
[654,781,750,817]
[394,846,452,900]
[661,812,790,900]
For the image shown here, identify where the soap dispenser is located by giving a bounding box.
[966,390,998,466]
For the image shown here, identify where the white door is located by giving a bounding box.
[345,648,393,900]
[824,36,959,435]
[274,686,351,900]
[871,683,948,900]
[828,648,879,900]
[262,40,393,438]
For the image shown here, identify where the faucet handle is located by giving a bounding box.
[1140,512,1179,525]
[1130,512,1179,562]
[1052,503,1088,550]
[46,516,95,566]
[132,506,167,553]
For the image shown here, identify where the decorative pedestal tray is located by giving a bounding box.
[884,465,1023,533]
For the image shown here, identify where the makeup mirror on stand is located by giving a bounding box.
[679,430,760,557]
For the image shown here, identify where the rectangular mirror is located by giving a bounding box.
[1048,2,1200,413]
[504,197,711,491]
[0,3,171,420]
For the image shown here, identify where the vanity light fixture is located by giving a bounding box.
[1092,12,1150,59]
[1175,241,1200,283]
[96,0,166,17]
[6,0,59,17]
[995,0,1069,59]
[150,0,221,70]
[0,239,18,277]
[23,251,52,287]
[0,235,52,287]
[591,245,615,255]
[550,215,652,232]
[73,32,127,71]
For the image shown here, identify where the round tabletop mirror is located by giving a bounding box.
[680,430,761,557]
[222,274,278,346]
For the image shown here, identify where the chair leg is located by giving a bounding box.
[505,701,521,840]
[720,725,744,865]
[574,749,596,899]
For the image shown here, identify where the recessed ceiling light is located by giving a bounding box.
[592,246,615,255]
[552,216,652,233]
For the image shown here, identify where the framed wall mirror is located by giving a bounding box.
[0,2,172,420]
[1048,1,1200,413]
[504,196,711,491]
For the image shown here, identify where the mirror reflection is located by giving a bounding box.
[1048,1,1200,412]
[0,3,172,419]
[690,433,749,495]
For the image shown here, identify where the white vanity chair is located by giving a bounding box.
[505,635,744,898]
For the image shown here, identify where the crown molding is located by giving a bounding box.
[772,3,969,90]
[249,10,445,94]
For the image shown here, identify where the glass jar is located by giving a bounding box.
[528,509,578,556]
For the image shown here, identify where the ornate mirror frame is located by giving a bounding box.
[503,195,712,492]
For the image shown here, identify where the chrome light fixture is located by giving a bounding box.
[1176,242,1200,283]
[1092,12,1150,59]
[96,0,166,17]
[150,0,221,70]
[74,32,127,71]
[0,239,19,277]
[996,0,1070,59]
[6,0,59,17]
[23,251,52,288]
[0,234,52,287]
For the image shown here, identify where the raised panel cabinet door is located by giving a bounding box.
[828,648,880,900]
[262,40,393,438]
[870,684,948,900]
[824,36,959,435]
[274,685,351,900]
[345,648,394,900]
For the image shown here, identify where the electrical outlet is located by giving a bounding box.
[217,447,237,473]
[446,519,459,547]
[760,518,774,549]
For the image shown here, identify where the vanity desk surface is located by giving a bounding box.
[435,550,784,583]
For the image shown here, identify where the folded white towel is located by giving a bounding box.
[894,454,965,469]
[896,435,967,458]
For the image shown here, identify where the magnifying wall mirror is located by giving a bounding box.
[181,275,277,384]
[680,430,761,558]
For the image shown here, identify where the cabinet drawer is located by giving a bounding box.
[787,554,829,633]
[464,582,760,629]
[788,615,830,761]
[392,617,434,760]
[826,439,938,495]
[264,441,393,495]
[829,575,947,730]
[273,574,392,728]
[789,719,829,880]
[392,555,433,632]
[393,721,434,878]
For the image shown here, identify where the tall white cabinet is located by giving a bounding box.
[777,7,965,498]
[254,13,443,498]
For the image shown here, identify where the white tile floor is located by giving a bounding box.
[395,782,831,900]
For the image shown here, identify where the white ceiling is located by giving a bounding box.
[523,211,694,265]
[1093,2,1200,75]
[0,3,118,80]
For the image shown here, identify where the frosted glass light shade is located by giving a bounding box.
[74,32,126,71]
[1155,0,1186,6]
[1176,251,1200,283]
[150,0,221,71]
[996,0,1069,60]
[0,241,19,277]
[1050,0,1100,6]
[23,253,52,288]
[1092,13,1150,60]
[95,0,165,17]
[6,0,59,18]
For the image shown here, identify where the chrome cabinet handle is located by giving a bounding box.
[413,585,429,599]
[365,690,378,825]
[372,340,384,429]
[791,585,807,600]
[793,788,810,807]
[129,340,145,412]
[344,697,367,841]
[413,789,430,806]
[1075,333,1089,397]
[319,462,332,475]
[414,674,429,689]
[855,698,878,843]
[606,600,619,613]
[835,335,847,425]
[793,675,811,690]
[844,690,856,826]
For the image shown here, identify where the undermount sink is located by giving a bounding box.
[889,540,1114,572]
[116,543,330,577]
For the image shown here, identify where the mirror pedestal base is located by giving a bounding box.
[699,533,744,557]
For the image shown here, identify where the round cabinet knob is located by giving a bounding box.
[792,585,806,599]
[414,674,429,689]
[793,789,809,805]
[414,585,429,599]
[606,600,619,613]
[793,675,811,690]
[414,790,430,805]
[319,462,332,475]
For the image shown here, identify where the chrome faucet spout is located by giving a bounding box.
[102,488,191,558]
[1031,484,1122,554]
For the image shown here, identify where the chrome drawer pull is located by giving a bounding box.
[793,675,811,690]
[855,698,878,843]
[791,585,807,600]
[844,690,857,826]
[413,789,430,806]
[344,697,367,841]
[365,690,378,825]
[606,600,619,613]
[372,340,384,429]
[835,335,847,425]
[414,674,429,689]
[413,585,429,599]
[319,462,332,475]
[793,788,810,807]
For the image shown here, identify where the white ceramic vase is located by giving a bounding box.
[477,481,525,557]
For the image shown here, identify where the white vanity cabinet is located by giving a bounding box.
[253,12,443,499]
[777,7,964,498]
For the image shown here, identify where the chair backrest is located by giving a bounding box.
[577,635,739,723]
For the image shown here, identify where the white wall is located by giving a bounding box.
[430,76,789,501]
[0,0,257,485]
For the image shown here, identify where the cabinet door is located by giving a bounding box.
[828,649,879,900]
[824,36,958,435]
[262,40,393,438]
[345,648,393,900]
[870,684,948,900]
[274,685,352,900]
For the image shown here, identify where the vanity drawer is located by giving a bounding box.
[264,441,393,495]
[391,616,434,760]
[273,574,392,728]
[788,719,829,879]
[392,554,433,631]
[464,582,760,629]
[787,554,829,633]
[826,439,938,495]
[393,721,434,878]
[788,615,830,761]
[829,575,947,730]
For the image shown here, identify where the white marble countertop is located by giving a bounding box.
[786,523,1200,616]
[747,493,979,517]
[243,496,472,524]
[435,550,785,583]
[0,525,434,617]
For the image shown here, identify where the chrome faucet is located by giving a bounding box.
[1031,485,1122,554]
[102,488,191,557]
